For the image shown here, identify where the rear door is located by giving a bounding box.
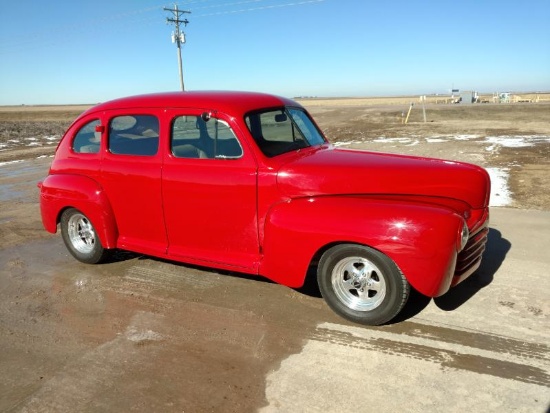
[100,110,167,256]
[162,110,260,271]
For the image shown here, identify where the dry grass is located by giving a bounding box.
[303,101,550,143]
[0,105,90,122]
[1,97,549,164]
[1,98,549,209]
[296,92,550,106]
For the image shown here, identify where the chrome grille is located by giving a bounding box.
[455,226,489,278]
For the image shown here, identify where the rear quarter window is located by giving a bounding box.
[72,119,101,154]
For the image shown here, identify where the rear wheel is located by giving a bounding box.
[317,244,410,325]
[60,208,109,264]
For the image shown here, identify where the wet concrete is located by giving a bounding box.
[1,158,549,413]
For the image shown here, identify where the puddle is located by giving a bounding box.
[0,158,50,201]
[0,158,49,178]
[0,184,23,201]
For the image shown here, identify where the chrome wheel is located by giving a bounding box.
[318,244,410,325]
[331,256,386,311]
[67,213,96,254]
[60,208,109,264]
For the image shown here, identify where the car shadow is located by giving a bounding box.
[434,228,511,311]
[139,255,278,285]
[296,266,323,298]
[101,228,510,323]
[387,227,511,324]
[101,249,141,264]
[389,287,432,324]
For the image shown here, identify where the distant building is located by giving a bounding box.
[460,91,478,104]
[497,92,511,103]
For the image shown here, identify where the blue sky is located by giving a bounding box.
[0,0,549,104]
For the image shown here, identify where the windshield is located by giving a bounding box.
[245,107,325,157]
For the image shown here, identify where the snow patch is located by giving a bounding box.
[333,141,363,147]
[486,168,512,207]
[454,134,480,141]
[0,159,25,167]
[373,137,413,144]
[485,136,533,148]
[333,141,352,147]
[126,328,163,343]
[484,135,550,148]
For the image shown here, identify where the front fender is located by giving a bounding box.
[39,174,118,248]
[259,196,464,297]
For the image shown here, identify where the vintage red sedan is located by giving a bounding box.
[38,91,490,325]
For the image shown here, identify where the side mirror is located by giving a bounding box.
[275,113,287,123]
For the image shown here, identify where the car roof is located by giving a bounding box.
[82,91,301,117]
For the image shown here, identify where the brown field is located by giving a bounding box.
[1,98,549,209]
[297,92,550,106]
[301,100,550,210]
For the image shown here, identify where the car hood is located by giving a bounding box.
[276,147,490,209]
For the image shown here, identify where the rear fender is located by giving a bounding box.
[39,174,118,248]
[260,196,464,297]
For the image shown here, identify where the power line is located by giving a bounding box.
[194,0,323,17]
[0,5,163,55]
[192,0,270,11]
[0,0,324,55]
[164,4,191,91]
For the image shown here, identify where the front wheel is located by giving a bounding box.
[317,244,410,325]
[60,208,109,264]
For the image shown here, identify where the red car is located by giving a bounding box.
[38,91,490,325]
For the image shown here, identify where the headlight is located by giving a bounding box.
[459,221,469,251]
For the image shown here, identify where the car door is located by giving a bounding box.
[100,110,167,256]
[162,110,260,272]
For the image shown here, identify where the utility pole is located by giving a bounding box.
[164,4,191,91]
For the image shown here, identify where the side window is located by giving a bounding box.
[256,111,307,144]
[108,115,159,156]
[245,108,324,157]
[171,115,242,159]
[245,110,306,157]
[72,119,101,154]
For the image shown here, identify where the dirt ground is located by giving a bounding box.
[2,101,549,209]
[1,100,549,412]
[301,101,550,210]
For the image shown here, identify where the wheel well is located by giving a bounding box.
[302,242,355,295]
[304,241,394,288]
[56,206,73,226]
[56,205,118,250]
